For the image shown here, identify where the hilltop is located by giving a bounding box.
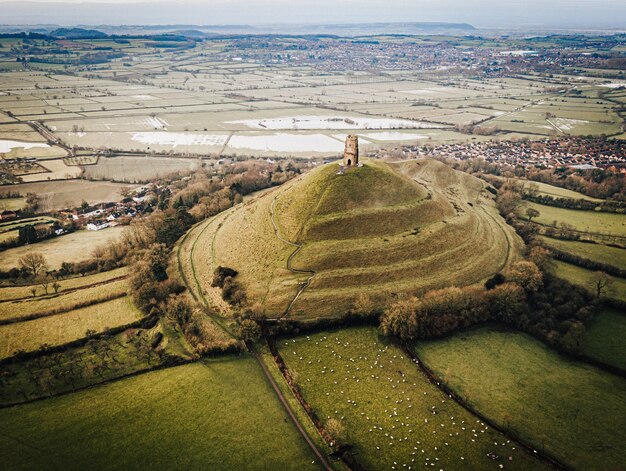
[186,159,522,318]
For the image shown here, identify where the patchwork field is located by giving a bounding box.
[277,327,548,470]
[0,296,141,359]
[189,159,521,317]
[415,327,626,470]
[0,226,125,271]
[0,358,320,471]
[0,49,622,167]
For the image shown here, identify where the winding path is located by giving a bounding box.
[269,195,316,318]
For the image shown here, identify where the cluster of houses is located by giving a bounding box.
[60,191,153,230]
[387,137,626,171]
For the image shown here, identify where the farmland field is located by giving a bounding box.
[277,327,548,470]
[0,197,26,210]
[0,296,142,358]
[552,260,626,302]
[516,179,603,202]
[0,358,320,471]
[522,201,626,236]
[0,278,127,322]
[584,309,626,370]
[83,155,202,182]
[0,181,132,212]
[539,236,626,268]
[0,226,125,271]
[0,267,127,298]
[415,327,626,470]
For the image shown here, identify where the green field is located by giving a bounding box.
[0,358,320,471]
[539,236,626,268]
[190,159,521,317]
[584,309,626,370]
[523,201,626,236]
[0,296,142,358]
[552,260,626,302]
[517,179,603,202]
[415,327,626,470]
[278,327,548,470]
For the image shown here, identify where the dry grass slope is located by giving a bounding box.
[191,159,522,318]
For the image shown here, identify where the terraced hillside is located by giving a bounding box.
[184,159,522,318]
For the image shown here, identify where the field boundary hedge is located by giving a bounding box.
[549,248,626,278]
[0,314,153,367]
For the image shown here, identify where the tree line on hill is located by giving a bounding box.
[379,256,595,355]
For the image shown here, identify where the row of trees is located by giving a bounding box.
[379,258,594,354]
[524,193,625,214]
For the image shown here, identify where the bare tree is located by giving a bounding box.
[19,253,49,278]
[39,276,50,295]
[589,271,613,298]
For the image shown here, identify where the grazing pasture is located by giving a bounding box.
[516,179,603,202]
[84,155,202,182]
[0,358,319,471]
[415,327,626,470]
[0,296,141,359]
[278,327,548,470]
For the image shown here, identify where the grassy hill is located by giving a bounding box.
[187,159,522,318]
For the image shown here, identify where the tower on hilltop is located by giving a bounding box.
[343,135,359,167]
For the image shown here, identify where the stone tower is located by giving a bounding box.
[343,135,359,167]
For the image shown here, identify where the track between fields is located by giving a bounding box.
[251,348,333,471]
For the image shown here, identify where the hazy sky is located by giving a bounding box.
[1,0,626,29]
